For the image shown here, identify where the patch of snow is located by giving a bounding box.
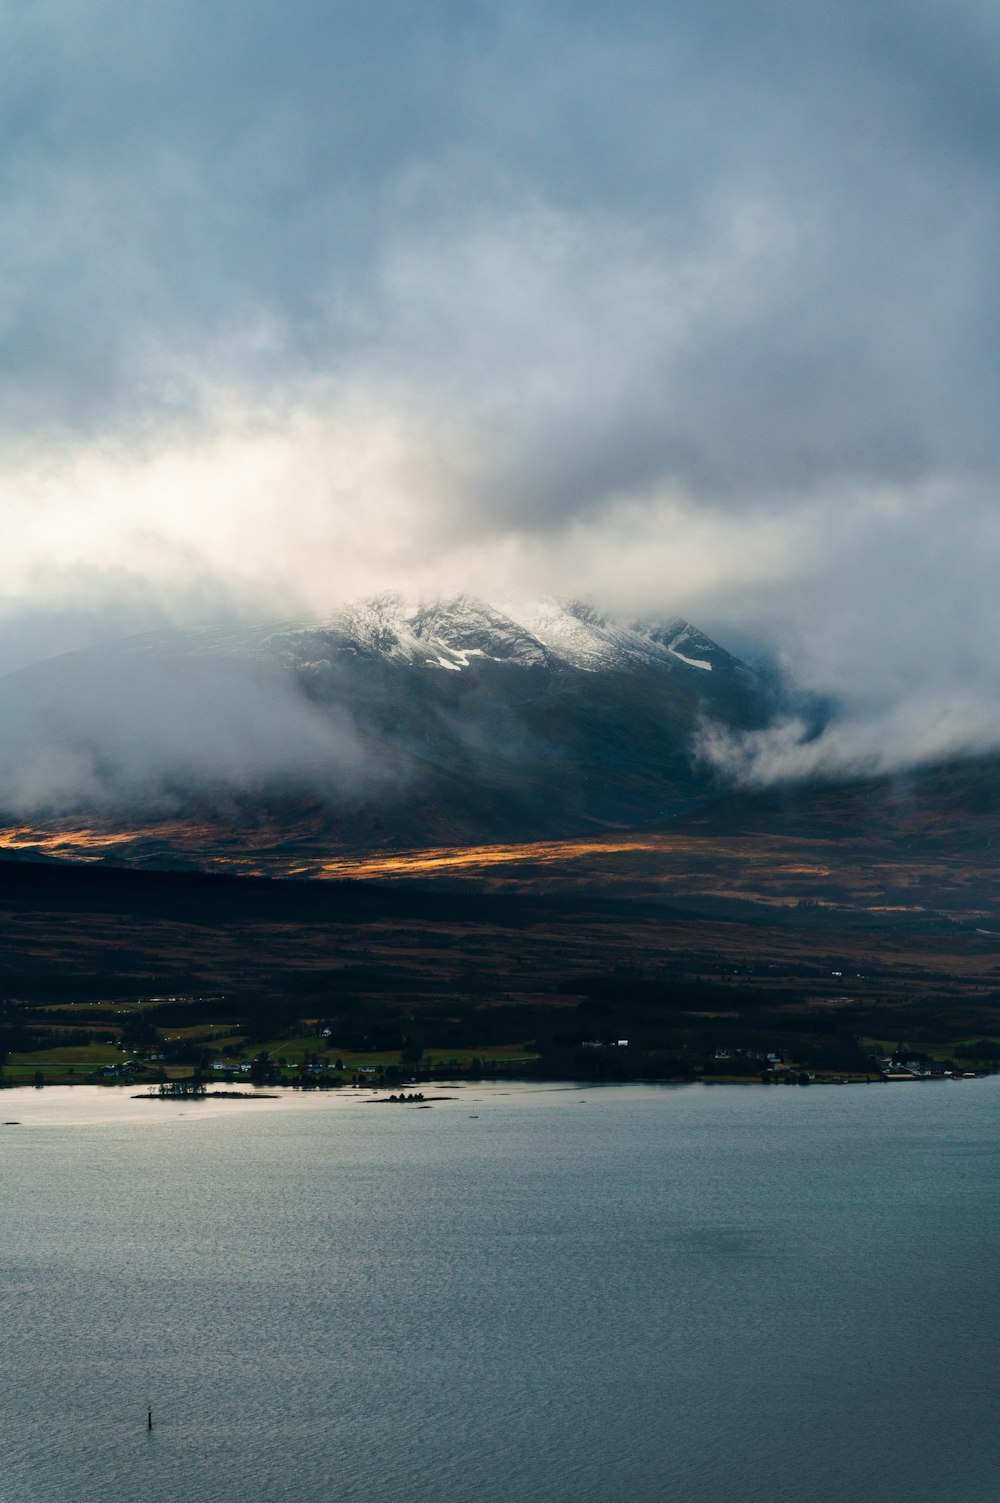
[667,648,712,671]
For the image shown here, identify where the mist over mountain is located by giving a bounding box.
[0,595,782,847]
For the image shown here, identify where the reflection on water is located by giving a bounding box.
[3,1080,1000,1503]
[0,1080,580,1127]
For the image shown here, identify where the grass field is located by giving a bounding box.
[1,1038,540,1086]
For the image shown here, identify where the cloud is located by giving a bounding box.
[1,0,999,783]
[701,699,1000,789]
[4,0,998,491]
[0,633,372,816]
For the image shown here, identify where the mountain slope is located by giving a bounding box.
[0,595,780,851]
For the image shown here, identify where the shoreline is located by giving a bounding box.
[4,1063,991,1095]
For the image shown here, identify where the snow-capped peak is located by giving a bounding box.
[291,594,730,676]
[60,594,738,685]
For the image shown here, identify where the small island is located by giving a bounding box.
[134,1081,278,1101]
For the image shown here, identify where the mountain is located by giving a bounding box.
[98,592,760,680]
[682,749,1000,856]
[0,595,780,853]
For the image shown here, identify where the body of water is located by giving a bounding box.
[3,1079,1000,1502]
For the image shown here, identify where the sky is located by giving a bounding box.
[2,0,999,789]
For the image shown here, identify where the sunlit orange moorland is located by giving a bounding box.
[3,801,1000,922]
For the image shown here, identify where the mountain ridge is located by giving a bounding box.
[0,594,779,849]
[42,593,755,680]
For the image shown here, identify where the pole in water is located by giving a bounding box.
[148,1407,153,1430]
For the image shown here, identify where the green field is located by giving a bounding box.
[1,1034,540,1086]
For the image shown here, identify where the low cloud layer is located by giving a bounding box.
[0,638,373,817]
[2,0,999,788]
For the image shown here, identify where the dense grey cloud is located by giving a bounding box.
[3,0,998,495]
[1,0,999,786]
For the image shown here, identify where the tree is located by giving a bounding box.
[249,1050,277,1087]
